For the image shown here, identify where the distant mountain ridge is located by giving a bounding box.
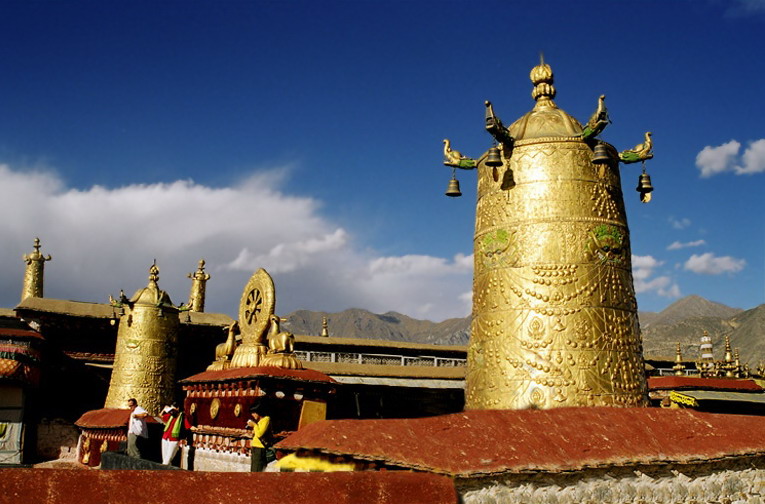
[284,296,764,364]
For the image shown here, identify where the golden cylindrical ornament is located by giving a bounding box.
[21,238,51,301]
[466,135,648,409]
[104,266,180,415]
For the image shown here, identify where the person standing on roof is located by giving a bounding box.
[127,398,149,458]
[246,402,272,471]
[160,403,191,465]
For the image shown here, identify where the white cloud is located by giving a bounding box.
[631,254,680,298]
[737,139,765,174]
[668,217,692,230]
[684,253,746,275]
[667,239,706,250]
[696,140,740,177]
[0,163,472,322]
[696,139,765,177]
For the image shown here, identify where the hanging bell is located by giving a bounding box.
[636,170,653,203]
[592,143,611,164]
[445,176,462,197]
[486,146,503,167]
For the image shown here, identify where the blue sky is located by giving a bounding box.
[0,0,762,321]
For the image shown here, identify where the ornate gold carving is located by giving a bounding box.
[190,403,197,415]
[21,237,51,301]
[464,60,648,410]
[210,398,221,419]
[234,403,242,417]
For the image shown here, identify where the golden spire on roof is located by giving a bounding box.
[21,237,52,301]
[187,259,211,312]
[321,316,329,337]
[673,343,686,376]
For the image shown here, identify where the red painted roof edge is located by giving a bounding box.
[180,366,335,384]
[648,376,762,391]
[0,469,458,504]
[0,327,44,340]
[75,408,159,428]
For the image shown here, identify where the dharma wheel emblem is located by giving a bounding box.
[237,268,275,342]
[244,288,264,324]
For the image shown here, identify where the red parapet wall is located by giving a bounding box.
[0,469,457,504]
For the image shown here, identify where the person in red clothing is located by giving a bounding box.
[160,403,191,465]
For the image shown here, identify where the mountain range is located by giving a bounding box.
[284,295,765,365]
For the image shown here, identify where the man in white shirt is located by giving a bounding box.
[127,398,149,458]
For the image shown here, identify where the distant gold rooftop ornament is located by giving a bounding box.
[21,237,51,301]
[187,259,211,312]
[441,56,656,409]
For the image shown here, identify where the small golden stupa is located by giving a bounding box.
[448,57,653,410]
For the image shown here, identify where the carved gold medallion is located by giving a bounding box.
[210,398,221,420]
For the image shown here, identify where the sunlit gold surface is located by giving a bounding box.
[261,314,303,369]
[187,259,211,312]
[464,60,648,409]
[104,264,179,414]
[230,268,274,368]
[21,237,51,301]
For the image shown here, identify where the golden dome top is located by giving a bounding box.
[130,262,174,307]
[509,56,583,141]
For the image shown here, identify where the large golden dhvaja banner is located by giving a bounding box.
[453,58,654,410]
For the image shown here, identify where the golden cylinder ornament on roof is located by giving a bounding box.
[461,58,649,409]
[187,259,211,312]
[104,262,180,415]
[21,237,51,301]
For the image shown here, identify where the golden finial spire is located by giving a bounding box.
[724,335,733,363]
[321,316,329,337]
[148,260,159,285]
[21,237,52,301]
[187,259,211,312]
[530,52,556,104]
[673,343,685,376]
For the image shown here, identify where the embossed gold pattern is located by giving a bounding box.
[463,60,648,410]
[104,263,180,415]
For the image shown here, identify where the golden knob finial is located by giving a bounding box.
[321,316,329,337]
[148,260,160,284]
[530,52,556,102]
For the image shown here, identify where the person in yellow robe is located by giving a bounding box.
[246,403,271,472]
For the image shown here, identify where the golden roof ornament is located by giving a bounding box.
[104,262,181,415]
[21,237,52,301]
[673,343,685,376]
[529,53,556,103]
[221,268,303,370]
[187,259,211,312]
[442,56,656,409]
[321,316,330,337]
